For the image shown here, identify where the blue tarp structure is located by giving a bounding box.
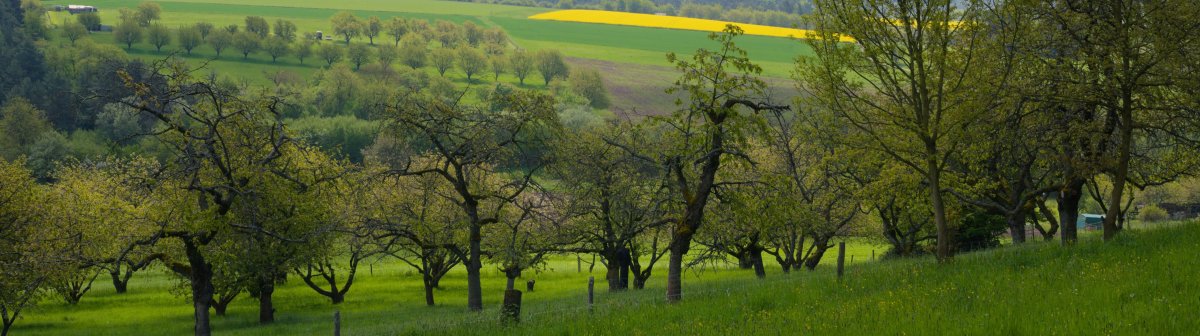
[1077,214,1104,229]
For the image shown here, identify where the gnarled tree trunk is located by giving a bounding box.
[1058,179,1084,245]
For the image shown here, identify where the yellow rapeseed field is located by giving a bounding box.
[529,10,855,42]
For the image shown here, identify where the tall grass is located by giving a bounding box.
[434,222,1200,335]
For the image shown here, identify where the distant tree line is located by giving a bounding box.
[455,0,811,28]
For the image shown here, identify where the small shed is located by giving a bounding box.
[1077,214,1104,230]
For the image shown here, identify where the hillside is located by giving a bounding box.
[15,223,1197,335]
[438,223,1200,335]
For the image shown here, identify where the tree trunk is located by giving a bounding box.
[210,291,236,317]
[257,279,275,324]
[1059,179,1084,245]
[750,247,765,279]
[1104,108,1133,241]
[928,157,952,263]
[184,241,214,336]
[213,305,227,317]
[1007,209,1027,244]
[633,275,647,290]
[803,241,831,270]
[466,226,483,312]
[423,273,436,306]
[665,243,685,303]
[2,319,11,336]
[110,269,128,294]
[1036,198,1059,241]
[605,257,619,291]
[737,252,754,269]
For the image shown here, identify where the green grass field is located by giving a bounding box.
[13,222,1196,335]
[11,238,887,335]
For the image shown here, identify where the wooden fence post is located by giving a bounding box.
[837,242,846,280]
[587,276,595,311]
[333,310,341,336]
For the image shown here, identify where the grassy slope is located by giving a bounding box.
[12,238,886,335]
[441,223,1200,335]
[15,223,1199,335]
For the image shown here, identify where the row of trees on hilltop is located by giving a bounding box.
[459,0,811,28]
[4,0,1200,336]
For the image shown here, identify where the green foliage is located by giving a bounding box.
[193,21,214,38]
[76,13,101,31]
[0,98,53,161]
[434,19,462,47]
[398,35,428,69]
[0,158,66,334]
[244,16,269,38]
[206,29,233,57]
[176,25,203,55]
[232,31,261,59]
[567,67,609,109]
[385,16,408,46]
[263,37,291,63]
[431,47,455,76]
[308,64,363,117]
[345,43,372,69]
[488,54,508,80]
[318,43,344,67]
[113,19,143,50]
[61,22,89,45]
[23,131,68,180]
[22,5,49,40]
[145,24,171,51]
[363,16,382,45]
[293,40,314,64]
[376,43,398,69]
[456,46,487,82]
[330,11,361,43]
[135,2,162,27]
[1139,205,1169,222]
[955,210,1006,252]
[273,19,297,41]
[288,116,378,162]
[535,49,568,85]
[509,49,534,85]
[94,102,147,145]
[426,74,458,101]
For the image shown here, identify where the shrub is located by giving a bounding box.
[1139,205,1169,222]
